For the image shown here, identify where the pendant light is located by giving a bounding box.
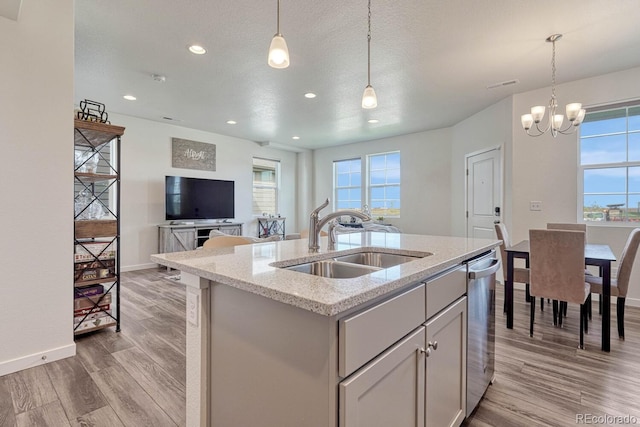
[520,34,586,137]
[268,0,290,69]
[362,0,377,109]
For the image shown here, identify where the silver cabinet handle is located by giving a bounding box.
[428,341,438,351]
[419,347,431,357]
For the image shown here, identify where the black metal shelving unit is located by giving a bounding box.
[73,119,125,335]
[257,217,286,239]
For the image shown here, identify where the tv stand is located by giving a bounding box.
[158,222,243,253]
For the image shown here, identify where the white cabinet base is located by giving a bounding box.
[426,297,467,427]
[340,326,426,427]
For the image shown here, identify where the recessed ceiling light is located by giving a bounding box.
[368,119,379,124]
[304,92,316,99]
[292,136,300,140]
[123,95,136,101]
[188,45,206,55]
[226,120,237,125]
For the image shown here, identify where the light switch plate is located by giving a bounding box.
[187,292,199,327]
[530,201,542,211]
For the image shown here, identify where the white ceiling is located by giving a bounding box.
[75,0,640,150]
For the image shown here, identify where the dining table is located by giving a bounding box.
[505,240,617,352]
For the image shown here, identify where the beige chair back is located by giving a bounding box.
[529,229,588,305]
[547,223,586,232]
[616,228,640,297]
[202,235,253,248]
[494,223,511,279]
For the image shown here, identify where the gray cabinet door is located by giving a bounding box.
[425,297,467,427]
[159,227,196,253]
[340,326,425,427]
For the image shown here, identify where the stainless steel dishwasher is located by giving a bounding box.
[466,250,500,417]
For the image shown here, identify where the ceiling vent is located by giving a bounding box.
[486,79,519,90]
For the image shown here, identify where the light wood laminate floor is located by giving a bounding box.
[1,268,639,426]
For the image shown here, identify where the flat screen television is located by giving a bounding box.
[165,176,235,221]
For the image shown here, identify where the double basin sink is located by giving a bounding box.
[282,251,429,279]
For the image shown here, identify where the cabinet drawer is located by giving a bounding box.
[339,283,426,378]
[426,265,466,319]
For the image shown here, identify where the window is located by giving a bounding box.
[334,158,362,210]
[580,103,640,223]
[332,152,402,218]
[252,158,280,216]
[367,151,401,218]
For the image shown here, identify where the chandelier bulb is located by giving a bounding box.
[552,114,565,130]
[531,106,545,123]
[565,103,582,121]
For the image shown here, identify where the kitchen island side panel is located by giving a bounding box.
[210,282,338,427]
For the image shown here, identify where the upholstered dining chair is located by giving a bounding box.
[586,228,640,339]
[546,223,589,318]
[529,229,591,349]
[202,235,253,248]
[547,223,587,233]
[495,223,536,311]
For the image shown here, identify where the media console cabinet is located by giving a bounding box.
[157,222,243,253]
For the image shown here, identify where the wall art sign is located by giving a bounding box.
[171,138,216,171]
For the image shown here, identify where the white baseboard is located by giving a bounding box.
[121,262,157,272]
[0,343,76,377]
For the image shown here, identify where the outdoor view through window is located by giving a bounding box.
[580,103,640,223]
[333,152,401,219]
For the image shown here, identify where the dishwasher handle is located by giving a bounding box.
[468,259,501,280]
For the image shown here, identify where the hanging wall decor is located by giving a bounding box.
[171,137,216,171]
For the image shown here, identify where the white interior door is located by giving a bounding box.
[466,147,502,239]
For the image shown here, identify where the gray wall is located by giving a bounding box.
[110,113,299,270]
[312,128,453,235]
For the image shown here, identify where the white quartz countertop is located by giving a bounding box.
[151,233,500,316]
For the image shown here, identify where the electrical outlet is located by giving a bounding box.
[187,292,199,327]
[530,201,542,211]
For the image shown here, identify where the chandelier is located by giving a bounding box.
[521,34,585,137]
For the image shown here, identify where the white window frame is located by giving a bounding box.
[252,157,280,216]
[333,158,363,211]
[578,100,640,226]
[366,151,401,218]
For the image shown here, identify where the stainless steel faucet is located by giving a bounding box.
[308,198,371,252]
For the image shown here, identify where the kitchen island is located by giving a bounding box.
[151,232,500,427]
